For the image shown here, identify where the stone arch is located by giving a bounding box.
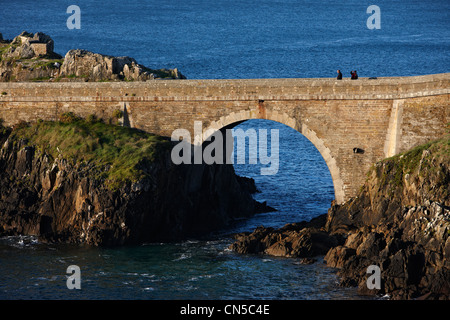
[201,109,345,204]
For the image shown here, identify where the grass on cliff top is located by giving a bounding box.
[10,116,172,190]
[370,134,450,195]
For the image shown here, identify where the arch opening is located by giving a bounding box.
[213,119,335,230]
[201,111,345,206]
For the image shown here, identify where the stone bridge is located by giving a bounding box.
[0,73,449,203]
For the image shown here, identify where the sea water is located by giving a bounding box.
[0,0,448,299]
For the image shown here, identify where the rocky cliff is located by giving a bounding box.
[0,116,269,246]
[0,31,185,81]
[230,135,450,299]
[59,49,185,81]
[324,137,449,299]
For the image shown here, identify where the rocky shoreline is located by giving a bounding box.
[0,30,448,301]
[1,118,447,298]
[230,137,450,300]
[0,118,273,245]
[0,31,185,82]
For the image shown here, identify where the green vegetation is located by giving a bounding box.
[0,118,11,139]
[0,38,22,62]
[371,134,450,196]
[86,114,98,123]
[58,111,81,123]
[0,44,9,60]
[67,74,82,78]
[32,59,64,69]
[112,109,123,119]
[30,76,52,81]
[9,114,172,190]
[0,40,63,78]
[54,74,89,80]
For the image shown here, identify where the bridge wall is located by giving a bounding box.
[0,73,448,203]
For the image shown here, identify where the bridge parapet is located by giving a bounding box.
[0,73,448,204]
[0,73,448,102]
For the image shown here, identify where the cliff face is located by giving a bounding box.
[0,32,62,81]
[0,31,185,81]
[324,137,450,299]
[59,49,185,81]
[326,140,449,233]
[230,136,450,299]
[0,119,266,246]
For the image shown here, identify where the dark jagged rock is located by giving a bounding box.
[230,136,450,300]
[324,138,450,300]
[0,123,266,246]
[0,31,185,82]
[324,201,450,300]
[229,214,341,258]
[236,176,260,194]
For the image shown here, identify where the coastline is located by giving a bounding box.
[229,135,450,300]
[0,117,273,245]
[0,28,448,301]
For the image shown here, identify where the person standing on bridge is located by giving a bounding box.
[337,70,343,80]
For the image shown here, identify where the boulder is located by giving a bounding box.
[0,31,185,82]
[59,49,185,81]
[230,215,339,258]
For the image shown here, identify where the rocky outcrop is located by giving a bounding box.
[0,31,185,81]
[2,31,56,59]
[229,214,341,258]
[0,31,62,81]
[0,122,269,246]
[325,200,450,299]
[59,49,185,81]
[229,136,450,299]
[323,139,450,299]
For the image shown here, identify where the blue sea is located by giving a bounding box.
[0,0,449,300]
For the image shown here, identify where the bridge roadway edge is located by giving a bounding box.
[0,73,448,203]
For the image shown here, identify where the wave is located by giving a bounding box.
[172,253,192,261]
[0,235,38,248]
